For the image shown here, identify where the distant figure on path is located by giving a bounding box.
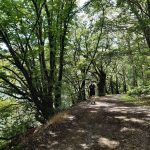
[89,81,96,104]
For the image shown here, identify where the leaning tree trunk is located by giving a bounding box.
[97,70,106,96]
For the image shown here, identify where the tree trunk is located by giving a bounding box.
[110,76,114,94]
[55,82,62,109]
[122,69,127,93]
[123,82,127,93]
[55,16,68,108]
[144,27,150,48]
[34,96,54,123]
[115,75,120,94]
[77,79,86,101]
[97,70,106,96]
[132,65,138,87]
[41,98,54,121]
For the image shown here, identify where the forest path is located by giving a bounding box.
[24,95,150,150]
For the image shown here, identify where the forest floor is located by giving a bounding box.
[23,95,150,150]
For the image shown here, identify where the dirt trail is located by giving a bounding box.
[24,95,150,150]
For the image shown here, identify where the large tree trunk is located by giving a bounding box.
[97,70,106,96]
[41,97,54,121]
[34,95,54,123]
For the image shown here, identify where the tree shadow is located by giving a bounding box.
[24,96,150,150]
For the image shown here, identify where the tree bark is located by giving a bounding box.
[77,79,86,101]
[122,68,127,93]
[55,17,68,108]
[109,76,114,94]
[115,75,120,94]
[97,70,106,96]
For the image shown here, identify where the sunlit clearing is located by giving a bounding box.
[50,141,58,146]
[120,127,136,132]
[90,110,98,113]
[109,107,129,113]
[63,115,75,121]
[115,116,126,119]
[80,143,90,149]
[89,101,112,108]
[115,116,145,123]
[147,114,150,117]
[77,129,86,133]
[124,118,145,123]
[47,141,59,149]
[98,137,120,149]
[48,131,57,137]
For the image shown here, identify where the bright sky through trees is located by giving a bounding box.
[77,0,88,6]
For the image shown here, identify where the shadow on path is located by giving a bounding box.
[24,95,150,150]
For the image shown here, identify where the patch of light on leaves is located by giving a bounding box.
[0,43,8,50]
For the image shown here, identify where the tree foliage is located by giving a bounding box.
[0,0,76,122]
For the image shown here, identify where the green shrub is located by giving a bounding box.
[0,99,38,149]
[127,86,150,96]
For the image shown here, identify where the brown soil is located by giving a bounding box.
[23,95,150,150]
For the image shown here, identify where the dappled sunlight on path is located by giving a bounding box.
[24,95,150,150]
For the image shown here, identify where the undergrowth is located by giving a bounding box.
[120,95,150,106]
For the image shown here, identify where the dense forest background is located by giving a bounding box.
[0,0,150,148]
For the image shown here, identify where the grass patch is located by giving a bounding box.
[120,95,150,106]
